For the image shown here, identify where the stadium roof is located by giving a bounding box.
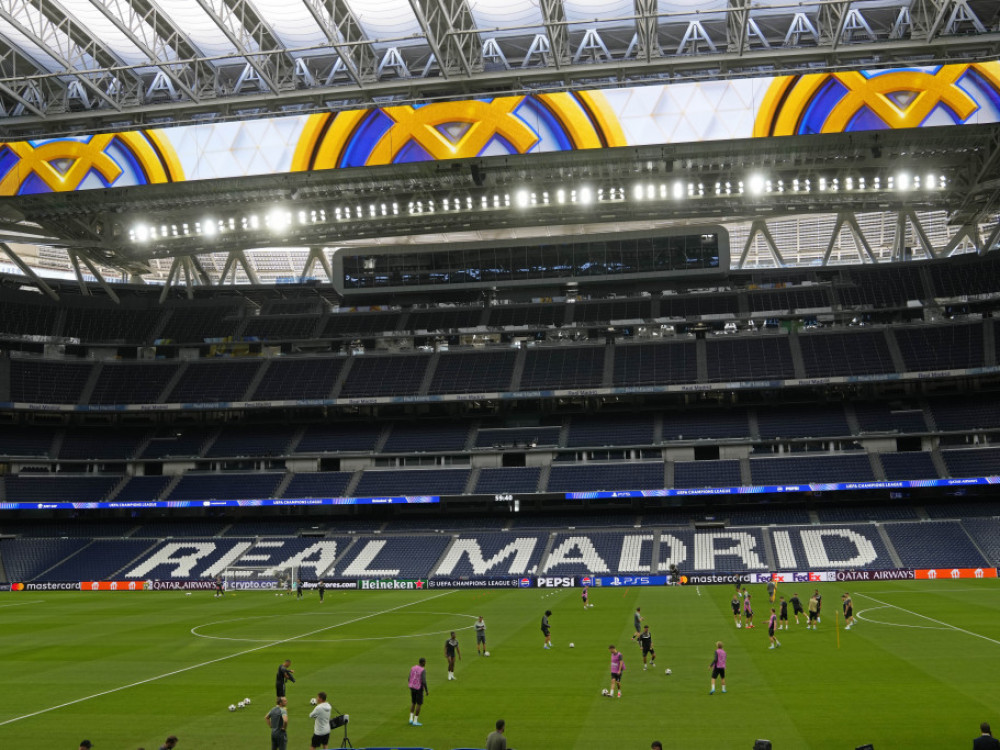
[1,0,999,288]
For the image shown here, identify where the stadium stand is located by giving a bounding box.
[883,521,989,568]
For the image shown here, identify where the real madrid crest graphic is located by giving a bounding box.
[291,92,628,170]
[0,130,183,195]
[754,62,1000,136]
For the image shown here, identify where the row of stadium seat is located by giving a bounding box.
[2,394,998,460]
[2,254,998,345]
[3,321,995,404]
[2,519,997,582]
[1,447,998,502]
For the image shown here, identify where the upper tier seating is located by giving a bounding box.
[798,331,896,377]
[749,454,874,485]
[705,337,795,382]
[771,524,895,569]
[474,467,542,494]
[407,306,484,331]
[58,428,149,461]
[4,474,120,503]
[166,360,262,403]
[572,298,651,323]
[894,323,984,372]
[251,358,345,401]
[428,350,517,394]
[352,468,470,497]
[756,405,850,440]
[546,462,664,492]
[88,362,181,405]
[159,305,242,343]
[295,423,383,453]
[381,423,470,453]
[673,460,741,488]
[854,402,928,434]
[520,347,606,390]
[10,359,92,404]
[320,311,402,338]
[879,452,940,480]
[662,409,751,440]
[205,425,296,458]
[165,473,284,501]
[612,342,698,386]
[339,354,429,397]
[928,395,1000,432]
[940,448,1000,478]
[565,413,655,448]
[475,426,561,449]
[283,472,354,499]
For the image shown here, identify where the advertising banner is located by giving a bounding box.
[81,580,147,591]
[915,567,998,580]
[358,579,428,590]
[836,569,915,581]
[425,578,523,589]
[2,61,999,197]
[300,580,357,590]
[10,582,81,591]
[587,575,669,587]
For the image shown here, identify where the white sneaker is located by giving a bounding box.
[768,645,775,649]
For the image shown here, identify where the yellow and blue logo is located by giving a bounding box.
[754,61,1000,137]
[0,130,182,196]
[292,92,627,170]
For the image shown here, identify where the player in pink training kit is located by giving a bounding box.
[767,608,781,649]
[408,658,428,726]
[608,645,625,698]
[743,593,754,629]
[709,641,726,694]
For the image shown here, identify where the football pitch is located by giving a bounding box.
[2,580,999,749]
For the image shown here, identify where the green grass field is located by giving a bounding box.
[2,579,999,749]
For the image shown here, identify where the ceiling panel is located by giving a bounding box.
[159,0,241,60]
[56,0,152,68]
[343,0,424,47]
[468,0,545,40]
[249,0,331,53]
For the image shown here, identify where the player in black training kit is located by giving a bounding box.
[789,593,804,625]
[445,631,461,680]
[275,659,295,698]
[637,625,656,669]
[778,595,788,630]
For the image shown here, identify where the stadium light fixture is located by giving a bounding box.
[579,186,593,204]
[672,180,684,199]
[632,184,644,201]
[516,189,530,207]
[748,174,765,195]
[897,171,911,190]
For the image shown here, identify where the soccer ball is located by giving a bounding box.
[228,704,236,712]
[237,701,246,709]
[569,642,575,648]
[244,697,251,705]
[310,697,318,706]
[601,689,610,696]
[665,668,672,675]
[484,651,490,657]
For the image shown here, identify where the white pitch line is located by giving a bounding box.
[0,590,455,727]
[853,592,1000,647]
[0,600,44,609]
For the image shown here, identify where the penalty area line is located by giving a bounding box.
[0,590,456,727]
[853,592,1000,647]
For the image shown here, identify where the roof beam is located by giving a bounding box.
[301,0,377,87]
[633,0,659,63]
[87,0,200,103]
[0,0,139,111]
[538,0,571,69]
[193,0,294,93]
[124,0,219,99]
[408,0,481,79]
[0,34,63,116]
